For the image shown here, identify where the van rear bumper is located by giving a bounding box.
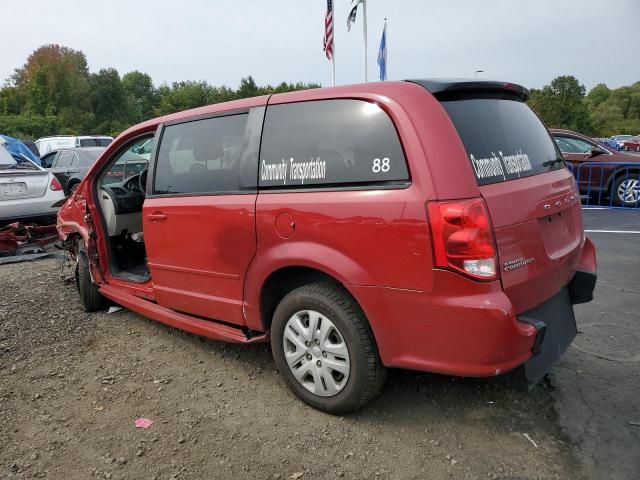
[349,271,539,377]
[350,240,596,379]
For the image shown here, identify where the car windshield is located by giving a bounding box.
[80,138,112,147]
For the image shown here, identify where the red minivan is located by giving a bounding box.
[57,79,596,413]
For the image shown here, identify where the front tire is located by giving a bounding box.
[270,283,386,414]
[76,245,105,312]
[612,174,640,207]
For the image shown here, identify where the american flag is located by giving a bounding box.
[323,0,334,60]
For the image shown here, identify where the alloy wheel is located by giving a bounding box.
[282,310,350,397]
[617,178,640,204]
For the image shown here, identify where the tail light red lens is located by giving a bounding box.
[50,176,63,191]
[427,198,498,280]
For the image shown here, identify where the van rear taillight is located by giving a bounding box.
[427,198,498,280]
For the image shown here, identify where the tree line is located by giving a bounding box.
[0,45,319,140]
[1,45,638,141]
[528,75,640,137]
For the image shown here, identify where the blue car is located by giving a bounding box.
[595,138,616,149]
[611,135,633,151]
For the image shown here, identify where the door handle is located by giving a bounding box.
[146,212,167,221]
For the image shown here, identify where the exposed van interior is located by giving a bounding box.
[95,136,152,282]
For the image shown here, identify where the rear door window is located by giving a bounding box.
[259,100,409,189]
[441,99,562,186]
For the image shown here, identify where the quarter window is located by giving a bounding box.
[259,100,409,188]
[56,151,75,167]
[153,111,261,195]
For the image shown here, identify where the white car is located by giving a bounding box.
[0,144,65,224]
[35,135,113,155]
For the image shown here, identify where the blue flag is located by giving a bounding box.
[377,22,387,81]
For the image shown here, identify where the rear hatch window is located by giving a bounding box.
[436,93,582,313]
[441,99,563,185]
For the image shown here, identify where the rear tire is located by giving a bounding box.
[76,244,105,312]
[270,282,386,414]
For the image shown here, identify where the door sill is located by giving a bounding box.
[99,284,266,344]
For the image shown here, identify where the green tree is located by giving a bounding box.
[89,68,127,134]
[11,44,90,117]
[528,75,593,134]
[122,71,157,122]
[586,83,611,108]
[236,76,259,98]
[154,80,213,116]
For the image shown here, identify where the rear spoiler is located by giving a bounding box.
[406,78,529,102]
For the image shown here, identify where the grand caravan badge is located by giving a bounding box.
[503,257,536,272]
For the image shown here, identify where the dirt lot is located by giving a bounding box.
[0,257,584,480]
[4,208,640,480]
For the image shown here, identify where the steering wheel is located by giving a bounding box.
[138,168,148,193]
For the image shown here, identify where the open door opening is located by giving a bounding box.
[95,136,153,283]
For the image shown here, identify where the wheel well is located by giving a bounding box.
[260,266,346,330]
[62,232,83,261]
[607,167,640,192]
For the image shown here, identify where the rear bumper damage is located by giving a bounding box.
[518,287,577,389]
[519,236,597,388]
[351,237,597,387]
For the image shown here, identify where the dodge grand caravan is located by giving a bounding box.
[57,79,597,413]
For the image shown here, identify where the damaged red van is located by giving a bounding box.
[57,79,596,413]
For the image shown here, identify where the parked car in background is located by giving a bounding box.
[101,140,151,185]
[35,135,113,154]
[0,143,64,225]
[43,147,105,195]
[58,79,596,413]
[611,135,633,151]
[595,137,616,149]
[621,136,640,152]
[0,134,41,165]
[552,128,640,206]
[21,139,40,158]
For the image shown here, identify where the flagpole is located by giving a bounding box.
[363,0,368,82]
[331,55,336,86]
[385,18,388,80]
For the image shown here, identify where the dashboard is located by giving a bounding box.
[100,173,146,215]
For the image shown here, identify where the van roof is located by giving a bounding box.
[118,78,530,138]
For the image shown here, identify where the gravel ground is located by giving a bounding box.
[1,256,585,480]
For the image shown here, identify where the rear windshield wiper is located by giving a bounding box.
[542,158,565,168]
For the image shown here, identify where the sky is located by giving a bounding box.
[2,0,639,92]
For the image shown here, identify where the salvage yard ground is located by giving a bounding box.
[0,210,638,480]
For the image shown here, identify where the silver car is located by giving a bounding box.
[0,144,65,224]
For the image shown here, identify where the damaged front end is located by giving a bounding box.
[0,222,59,261]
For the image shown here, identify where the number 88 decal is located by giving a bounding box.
[372,157,390,173]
